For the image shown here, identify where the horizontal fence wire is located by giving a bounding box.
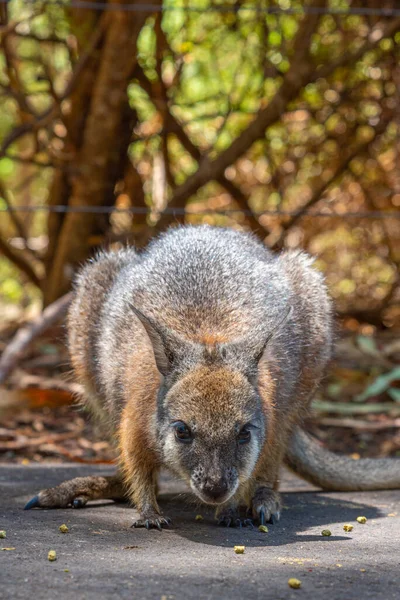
[2,2,399,223]
[2,0,400,16]
[0,205,399,219]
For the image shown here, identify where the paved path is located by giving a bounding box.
[0,464,399,600]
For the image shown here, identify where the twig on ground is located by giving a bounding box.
[316,417,400,431]
[0,431,81,452]
[313,399,400,416]
[0,293,72,385]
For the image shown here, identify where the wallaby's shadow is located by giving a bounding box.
[154,489,383,548]
[24,489,379,549]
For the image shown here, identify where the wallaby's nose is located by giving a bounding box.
[202,477,228,500]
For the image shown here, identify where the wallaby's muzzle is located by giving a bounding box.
[199,476,229,504]
[190,467,239,505]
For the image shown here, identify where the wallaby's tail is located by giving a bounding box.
[285,428,400,491]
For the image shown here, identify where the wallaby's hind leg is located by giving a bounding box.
[24,474,126,510]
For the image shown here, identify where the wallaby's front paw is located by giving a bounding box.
[132,512,172,531]
[252,487,281,526]
[215,506,254,528]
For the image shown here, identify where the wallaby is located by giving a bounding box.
[25,226,400,529]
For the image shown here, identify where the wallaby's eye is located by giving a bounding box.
[172,421,192,443]
[238,426,251,445]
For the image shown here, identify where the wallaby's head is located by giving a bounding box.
[160,365,265,505]
[131,306,285,506]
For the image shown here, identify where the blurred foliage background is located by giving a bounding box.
[0,0,399,463]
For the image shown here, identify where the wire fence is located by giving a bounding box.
[1,1,399,226]
[0,205,399,219]
[2,0,400,16]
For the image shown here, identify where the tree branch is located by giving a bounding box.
[0,292,72,385]
[134,65,269,238]
[271,111,395,248]
[157,10,400,230]
[0,233,41,288]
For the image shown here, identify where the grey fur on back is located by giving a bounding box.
[68,225,333,435]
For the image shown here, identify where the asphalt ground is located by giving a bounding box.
[0,464,399,600]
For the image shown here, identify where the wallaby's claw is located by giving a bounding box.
[132,516,172,530]
[252,487,281,526]
[218,515,254,528]
[269,513,278,525]
[239,518,254,529]
[218,515,232,527]
[72,497,88,509]
[24,495,40,510]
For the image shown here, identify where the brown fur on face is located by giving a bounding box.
[158,365,266,505]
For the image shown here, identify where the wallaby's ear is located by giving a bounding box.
[252,305,294,363]
[130,305,173,375]
[130,304,195,376]
[220,305,293,369]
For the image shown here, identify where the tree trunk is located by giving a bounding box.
[43,1,161,305]
[44,7,104,278]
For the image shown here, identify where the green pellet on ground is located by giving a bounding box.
[321,529,332,536]
[343,524,354,532]
[258,525,268,533]
[0,531,6,539]
[234,546,245,554]
[357,516,367,524]
[195,515,203,521]
[59,524,69,533]
[48,550,57,562]
[288,578,301,589]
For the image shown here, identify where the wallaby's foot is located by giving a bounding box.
[24,475,126,510]
[132,510,172,531]
[252,487,281,525]
[215,505,254,528]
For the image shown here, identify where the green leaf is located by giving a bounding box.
[356,367,400,402]
[388,388,400,403]
[268,31,281,46]
[327,382,342,399]
[356,335,379,356]
[0,158,14,177]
